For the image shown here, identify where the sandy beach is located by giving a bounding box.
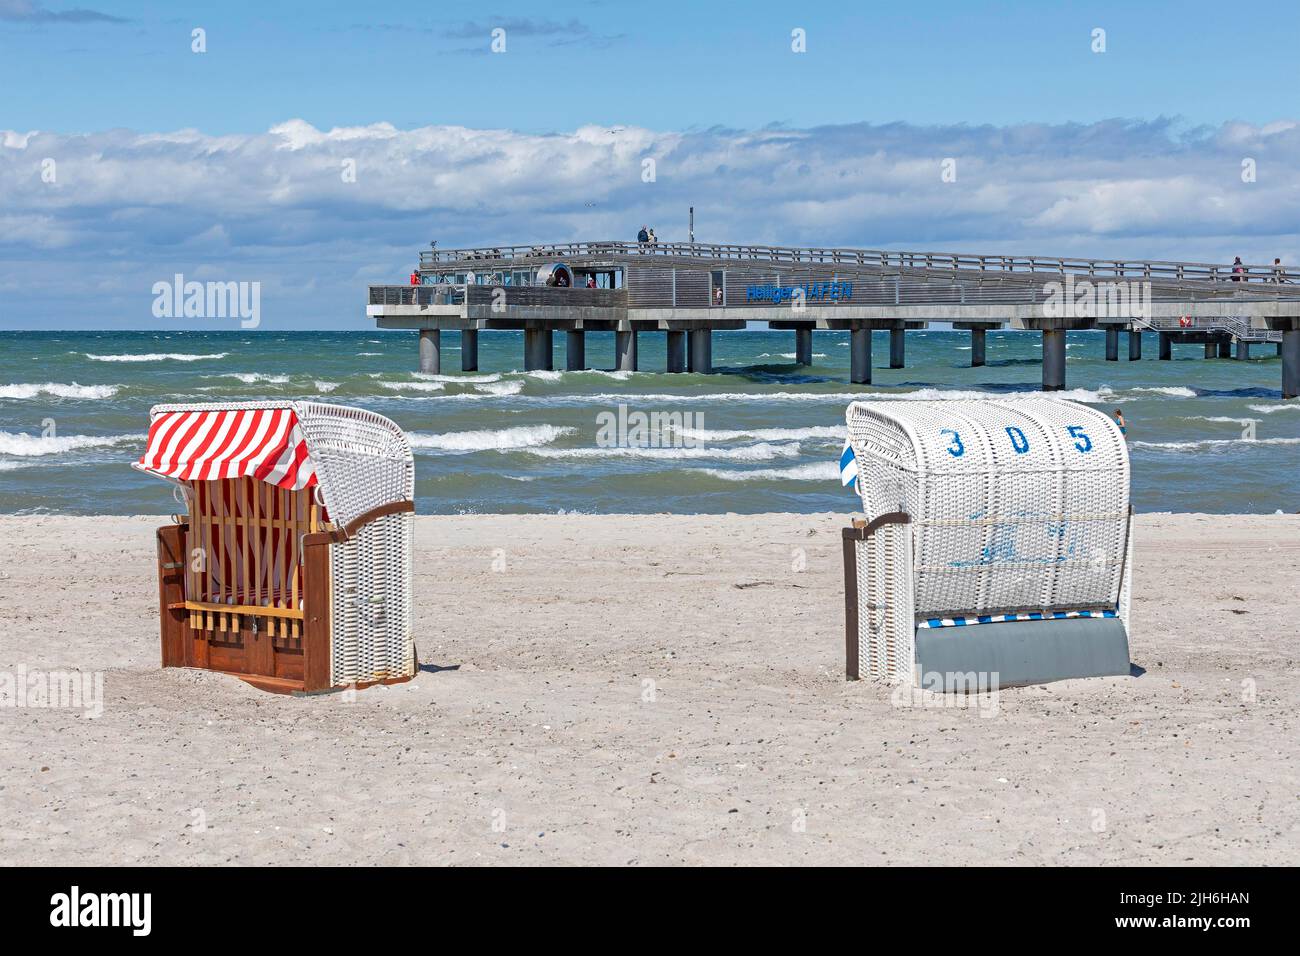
[0,512,1296,866]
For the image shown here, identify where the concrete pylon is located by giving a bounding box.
[1282,329,1300,399]
[850,328,872,384]
[795,327,813,365]
[615,330,638,372]
[524,328,552,371]
[461,329,478,371]
[889,328,905,369]
[1042,329,1066,391]
[418,328,440,374]
[566,330,585,371]
[666,331,686,372]
[688,329,711,373]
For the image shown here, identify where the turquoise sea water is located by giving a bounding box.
[0,329,1296,515]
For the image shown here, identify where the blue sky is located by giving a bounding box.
[4,0,1298,133]
[2,0,1299,328]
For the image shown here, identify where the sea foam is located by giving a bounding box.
[571,387,1112,405]
[693,461,841,481]
[528,442,803,462]
[0,431,141,456]
[1132,437,1300,451]
[413,373,504,384]
[210,372,290,384]
[84,352,229,362]
[0,383,119,400]
[409,425,575,452]
[1128,386,1197,398]
[673,425,844,442]
[380,381,446,392]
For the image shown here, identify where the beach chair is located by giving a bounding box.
[840,398,1133,690]
[134,401,416,694]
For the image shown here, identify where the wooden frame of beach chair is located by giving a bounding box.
[137,401,417,694]
[841,397,1134,690]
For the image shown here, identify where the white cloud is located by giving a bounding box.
[2,117,1298,328]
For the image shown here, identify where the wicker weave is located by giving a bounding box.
[854,522,915,682]
[293,402,415,687]
[845,398,1132,682]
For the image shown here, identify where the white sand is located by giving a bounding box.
[0,512,1296,866]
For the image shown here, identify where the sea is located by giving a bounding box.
[1,329,1296,515]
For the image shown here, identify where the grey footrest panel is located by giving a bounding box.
[914,616,1131,691]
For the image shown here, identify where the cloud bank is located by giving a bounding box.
[2,117,1298,328]
[0,0,126,24]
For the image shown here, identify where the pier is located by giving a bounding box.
[367,241,1300,398]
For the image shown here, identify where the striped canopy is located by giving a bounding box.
[137,407,317,490]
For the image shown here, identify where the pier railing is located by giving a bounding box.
[370,285,465,306]
[419,240,1300,293]
[368,284,625,308]
[1135,314,1282,343]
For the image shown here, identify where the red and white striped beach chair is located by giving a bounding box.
[134,401,416,694]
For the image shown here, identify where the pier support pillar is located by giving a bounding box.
[565,330,586,371]
[889,328,905,369]
[1128,329,1142,361]
[615,330,638,372]
[1236,339,1251,361]
[970,328,986,367]
[850,328,872,385]
[1205,340,1216,359]
[666,331,687,373]
[1218,339,1232,358]
[1158,332,1172,360]
[524,328,552,371]
[1282,330,1300,399]
[795,327,813,365]
[1105,327,1119,361]
[461,329,478,371]
[688,329,712,373]
[418,328,440,375]
[1042,329,1067,392]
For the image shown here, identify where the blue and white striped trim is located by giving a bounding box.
[839,439,858,493]
[917,609,1118,629]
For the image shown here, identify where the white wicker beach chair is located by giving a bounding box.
[134,401,416,694]
[841,398,1133,690]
